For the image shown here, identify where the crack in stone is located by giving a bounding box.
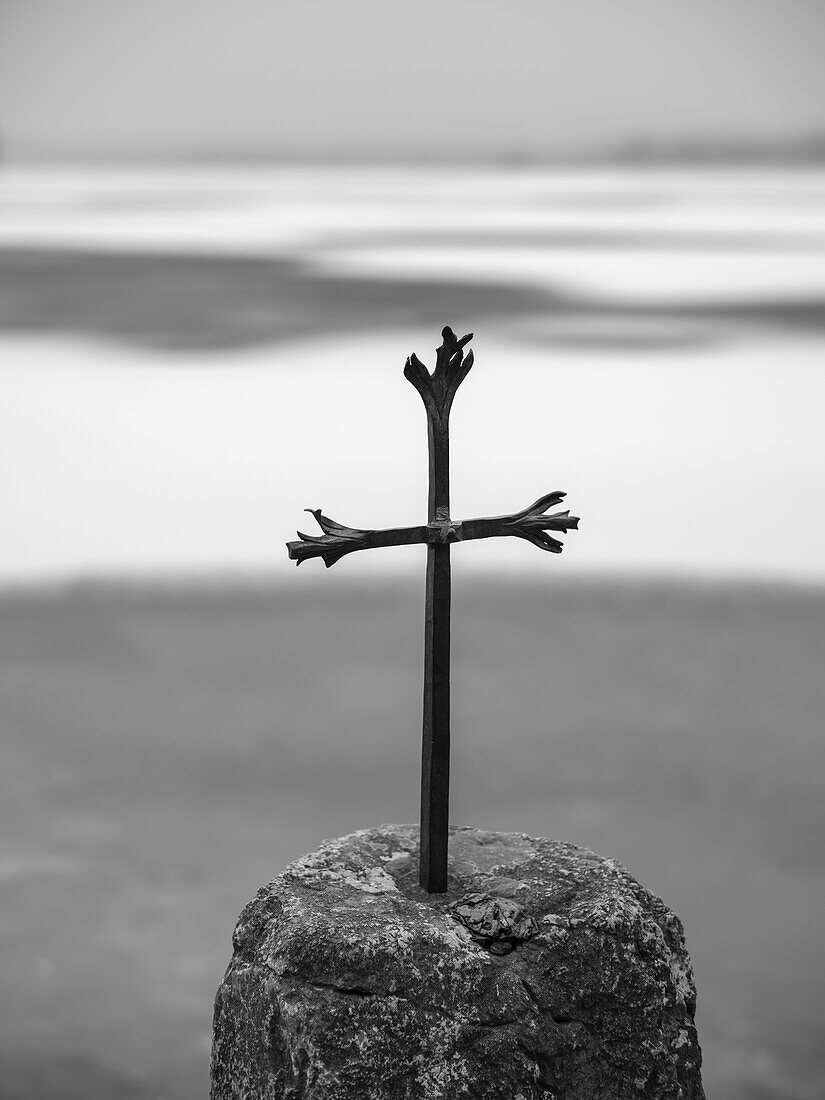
[303,977,411,1001]
[521,977,542,1009]
[305,979,378,998]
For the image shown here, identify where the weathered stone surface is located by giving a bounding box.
[211,825,704,1100]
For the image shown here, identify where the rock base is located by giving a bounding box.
[211,825,704,1099]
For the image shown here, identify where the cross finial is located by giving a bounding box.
[403,327,474,422]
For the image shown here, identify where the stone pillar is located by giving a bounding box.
[211,825,704,1100]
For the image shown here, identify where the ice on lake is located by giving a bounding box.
[1,164,824,584]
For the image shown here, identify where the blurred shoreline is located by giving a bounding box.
[2,567,825,603]
[8,127,825,167]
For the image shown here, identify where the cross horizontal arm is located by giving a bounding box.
[286,490,579,568]
[460,490,580,554]
[286,510,429,568]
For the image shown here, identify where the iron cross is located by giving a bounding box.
[287,328,579,893]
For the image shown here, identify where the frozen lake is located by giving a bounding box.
[2,164,825,584]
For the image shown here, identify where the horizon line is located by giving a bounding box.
[5,132,825,170]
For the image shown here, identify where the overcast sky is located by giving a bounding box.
[2,0,825,158]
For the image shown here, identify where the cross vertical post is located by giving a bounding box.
[421,540,451,891]
[421,369,453,893]
[405,326,474,892]
[286,327,579,893]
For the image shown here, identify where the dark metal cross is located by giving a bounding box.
[287,327,579,893]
